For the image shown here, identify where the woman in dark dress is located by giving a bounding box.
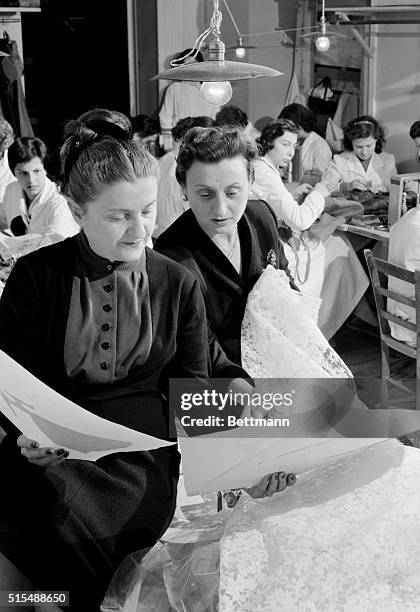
[0,110,247,611]
[154,126,297,365]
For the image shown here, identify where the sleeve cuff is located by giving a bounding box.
[313,183,330,198]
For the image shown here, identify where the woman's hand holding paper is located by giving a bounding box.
[17,434,69,468]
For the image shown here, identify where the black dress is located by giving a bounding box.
[0,233,242,610]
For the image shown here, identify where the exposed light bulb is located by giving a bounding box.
[315,35,330,52]
[200,81,233,105]
[235,46,246,59]
[235,36,246,59]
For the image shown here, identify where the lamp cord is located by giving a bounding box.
[170,0,222,67]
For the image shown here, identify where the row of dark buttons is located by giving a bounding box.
[101,281,113,370]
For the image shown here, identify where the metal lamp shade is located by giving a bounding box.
[152,60,283,82]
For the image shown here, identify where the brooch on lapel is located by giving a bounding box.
[266,249,277,267]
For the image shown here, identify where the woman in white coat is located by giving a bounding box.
[278,103,332,178]
[3,136,79,246]
[251,119,369,340]
[320,115,397,195]
[250,119,328,231]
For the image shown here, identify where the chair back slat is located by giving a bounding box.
[382,334,417,358]
[372,257,415,283]
[378,287,416,309]
[380,310,417,332]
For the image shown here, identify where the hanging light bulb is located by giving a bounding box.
[200,31,233,104]
[200,81,233,105]
[151,0,283,102]
[235,36,246,59]
[315,35,330,51]
[315,4,330,52]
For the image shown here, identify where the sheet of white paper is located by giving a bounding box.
[0,349,173,460]
[180,407,420,494]
[179,436,384,495]
[176,474,203,507]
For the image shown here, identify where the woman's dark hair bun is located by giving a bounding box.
[62,109,132,182]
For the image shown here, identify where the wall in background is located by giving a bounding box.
[247,0,296,127]
[372,24,420,171]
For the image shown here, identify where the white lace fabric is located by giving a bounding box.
[220,441,420,612]
[241,265,351,379]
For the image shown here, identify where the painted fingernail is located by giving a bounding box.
[55,448,67,456]
[62,451,69,458]
[45,448,54,455]
[286,473,296,485]
[30,441,39,448]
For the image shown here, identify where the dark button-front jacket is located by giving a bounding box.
[0,234,245,439]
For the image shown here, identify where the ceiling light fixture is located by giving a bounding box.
[301,0,346,51]
[152,0,283,106]
[316,0,331,51]
[234,36,247,59]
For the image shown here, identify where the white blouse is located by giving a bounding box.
[251,156,327,232]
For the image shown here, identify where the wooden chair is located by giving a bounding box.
[364,249,420,410]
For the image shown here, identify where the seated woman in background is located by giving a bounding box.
[251,119,370,340]
[154,126,296,364]
[132,114,160,157]
[278,103,332,181]
[2,136,79,244]
[250,119,328,232]
[320,115,397,195]
[154,115,213,238]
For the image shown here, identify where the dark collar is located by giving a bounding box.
[77,231,146,280]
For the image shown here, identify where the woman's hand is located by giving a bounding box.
[291,183,313,200]
[17,434,69,468]
[245,471,296,498]
[350,179,370,191]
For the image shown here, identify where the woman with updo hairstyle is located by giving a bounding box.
[251,118,329,231]
[0,108,248,610]
[320,114,397,194]
[278,103,332,177]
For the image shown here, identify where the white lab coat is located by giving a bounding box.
[3,177,79,243]
[250,155,368,339]
[251,155,326,231]
[388,206,420,346]
[320,150,397,195]
[301,131,332,175]
[159,82,219,131]
[154,151,188,238]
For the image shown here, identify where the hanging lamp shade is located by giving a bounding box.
[152,60,282,82]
